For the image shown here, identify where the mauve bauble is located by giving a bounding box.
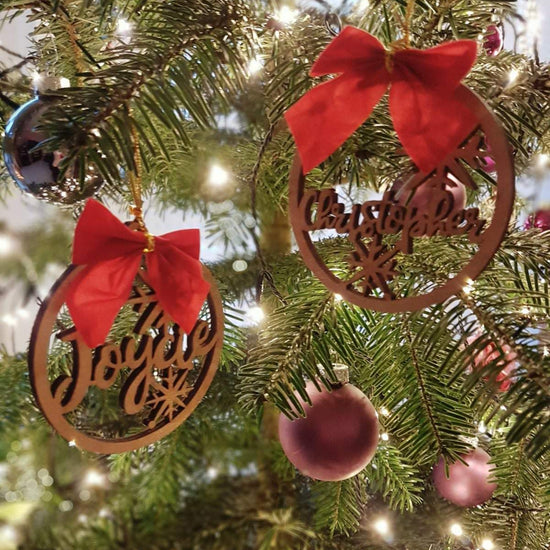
[278,382,379,481]
[525,209,550,231]
[433,448,497,507]
[392,178,466,217]
[484,25,504,57]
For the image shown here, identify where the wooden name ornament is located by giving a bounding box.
[29,265,223,454]
[289,87,515,311]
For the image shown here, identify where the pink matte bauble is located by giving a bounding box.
[525,209,550,231]
[392,178,466,217]
[484,25,503,57]
[433,448,497,507]
[278,382,379,481]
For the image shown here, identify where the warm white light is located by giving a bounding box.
[68,440,77,447]
[481,538,495,550]
[0,234,15,256]
[31,70,43,86]
[274,6,298,26]
[248,56,264,76]
[462,278,474,295]
[0,525,17,543]
[116,18,132,35]
[478,421,487,434]
[334,293,343,302]
[450,523,463,537]
[232,260,248,272]
[59,77,71,88]
[355,0,370,11]
[543,346,549,357]
[507,68,520,85]
[16,308,29,319]
[380,407,390,416]
[83,469,106,488]
[206,466,219,480]
[2,314,17,327]
[537,153,549,168]
[521,306,531,316]
[246,306,265,324]
[380,432,389,441]
[208,164,230,187]
[373,518,390,536]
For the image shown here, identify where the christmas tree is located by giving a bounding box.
[0,1,549,549]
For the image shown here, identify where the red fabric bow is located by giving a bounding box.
[285,26,478,174]
[66,199,210,348]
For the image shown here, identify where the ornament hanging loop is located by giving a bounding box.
[126,108,154,253]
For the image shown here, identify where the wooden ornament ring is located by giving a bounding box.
[29,264,224,454]
[288,86,515,312]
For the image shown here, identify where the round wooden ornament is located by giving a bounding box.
[289,87,515,311]
[29,265,223,454]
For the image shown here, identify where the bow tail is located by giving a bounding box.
[146,247,210,334]
[389,80,478,173]
[66,254,143,348]
[285,73,389,174]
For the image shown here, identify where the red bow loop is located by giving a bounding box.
[66,199,210,348]
[284,26,479,174]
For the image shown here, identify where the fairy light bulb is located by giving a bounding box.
[116,18,132,35]
[481,538,495,550]
[450,523,463,537]
[334,293,343,302]
[247,56,264,76]
[380,432,389,441]
[246,306,265,324]
[373,518,390,536]
[0,234,15,257]
[507,68,520,86]
[208,164,230,187]
[83,469,106,488]
[274,6,298,26]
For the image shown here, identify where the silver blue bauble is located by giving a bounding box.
[3,97,102,205]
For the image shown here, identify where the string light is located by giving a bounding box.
[380,432,390,441]
[83,469,106,488]
[207,164,230,187]
[68,440,77,447]
[2,314,17,327]
[334,293,343,302]
[450,523,463,537]
[31,70,43,87]
[536,153,549,168]
[462,278,474,295]
[478,421,487,434]
[246,306,265,324]
[16,308,29,319]
[0,233,16,256]
[380,407,390,416]
[373,518,390,536]
[59,77,71,88]
[507,68,520,86]
[481,538,495,550]
[274,6,299,26]
[116,18,132,35]
[0,525,17,543]
[247,56,264,76]
[232,260,248,272]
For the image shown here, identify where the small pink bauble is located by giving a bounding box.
[466,332,518,392]
[392,178,466,217]
[433,448,497,507]
[525,209,550,231]
[484,25,504,57]
[278,381,379,481]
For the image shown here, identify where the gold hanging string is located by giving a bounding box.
[385,0,416,72]
[128,119,155,253]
